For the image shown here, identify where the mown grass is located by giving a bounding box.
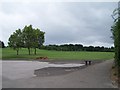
[1,48,115,60]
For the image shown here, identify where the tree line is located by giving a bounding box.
[8,25,45,55]
[41,44,114,52]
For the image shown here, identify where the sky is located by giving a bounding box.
[0,0,118,47]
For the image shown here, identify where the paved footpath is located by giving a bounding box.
[2,60,118,88]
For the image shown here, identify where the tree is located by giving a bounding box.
[0,41,5,48]
[111,22,119,64]
[111,2,120,83]
[8,29,23,55]
[2,42,5,48]
[0,41,2,48]
[8,25,45,55]
[22,25,34,55]
[22,25,45,55]
[32,28,45,54]
[111,1,120,68]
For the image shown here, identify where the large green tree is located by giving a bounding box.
[111,2,120,83]
[111,2,120,67]
[8,25,45,55]
[8,29,23,55]
[22,25,34,55]
[118,1,120,69]
[32,28,45,55]
[22,25,45,55]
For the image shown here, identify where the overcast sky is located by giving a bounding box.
[0,1,118,47]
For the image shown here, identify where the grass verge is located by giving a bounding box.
[111,65,119,87]
[2,48,114,60]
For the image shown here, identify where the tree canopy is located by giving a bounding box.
[8,25,45,55]
[111,2,120,68]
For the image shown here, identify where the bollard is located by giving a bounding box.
[89,61,91,65]
[85,61,88,65]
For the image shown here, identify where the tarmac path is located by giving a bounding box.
[2,60,118,88]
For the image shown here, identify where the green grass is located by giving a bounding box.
[1,48,115,61]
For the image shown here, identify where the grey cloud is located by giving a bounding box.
[0,2,117,47]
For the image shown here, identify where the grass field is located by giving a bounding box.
[1,48,115,60]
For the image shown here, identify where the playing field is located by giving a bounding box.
[1,48,114,60]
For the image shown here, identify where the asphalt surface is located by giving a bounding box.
[2,60,118,88]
